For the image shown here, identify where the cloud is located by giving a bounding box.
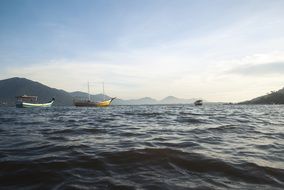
[3,58,193,99]
[3,50,284,102]
[229,62,284,76]
[2,7,284,102]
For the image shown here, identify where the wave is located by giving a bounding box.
[0,105,284,189]
[0,148,283,189]
[102,148,284,186]
[175,116,205,124]
[0,147,284,188]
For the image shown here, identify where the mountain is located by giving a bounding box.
[0,77,203,106]
[113,96,198,105]
[0,77,73,106]
[125,97,158,105]
[70,91,198,105]
[241,87,284,104]
[160,96,197,104]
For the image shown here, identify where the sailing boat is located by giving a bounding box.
[73,82,116,107]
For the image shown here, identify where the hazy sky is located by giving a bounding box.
[1,0,284,102]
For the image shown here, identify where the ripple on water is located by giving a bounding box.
[0,105,283,189]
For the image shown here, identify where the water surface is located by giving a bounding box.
[0,105,283,189]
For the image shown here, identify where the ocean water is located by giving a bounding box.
[0,105,283,190]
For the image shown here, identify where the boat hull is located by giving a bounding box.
[194,103,202,106]
[16,100,54,108]
[194,100,203,106]
[74,98,115,107]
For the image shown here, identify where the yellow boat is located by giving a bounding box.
[73,82,115,107]
[73,98,116,107]
[95,98,115,107]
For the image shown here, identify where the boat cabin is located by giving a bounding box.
[16,95,38,103]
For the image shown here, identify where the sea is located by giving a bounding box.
[0,105,283,190]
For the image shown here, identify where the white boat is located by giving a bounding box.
[16,95,55,108]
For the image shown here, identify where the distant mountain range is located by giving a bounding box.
[114,96,198,105]
[240,87,284,104]
[0,77,200,106]
[1,77,283,106]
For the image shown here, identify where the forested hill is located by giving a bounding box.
[241,87,284,104]
[0,77,73,106]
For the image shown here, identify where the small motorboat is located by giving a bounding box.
[16,95,55,108]
[194,100,203,106]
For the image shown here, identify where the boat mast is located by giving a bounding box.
[88,82,90,101]
[102,82,105,100]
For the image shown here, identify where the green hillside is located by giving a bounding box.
[241,87,284,104]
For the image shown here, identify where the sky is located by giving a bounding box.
[0,0,284,102]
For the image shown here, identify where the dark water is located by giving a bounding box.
[0,105,283,190]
